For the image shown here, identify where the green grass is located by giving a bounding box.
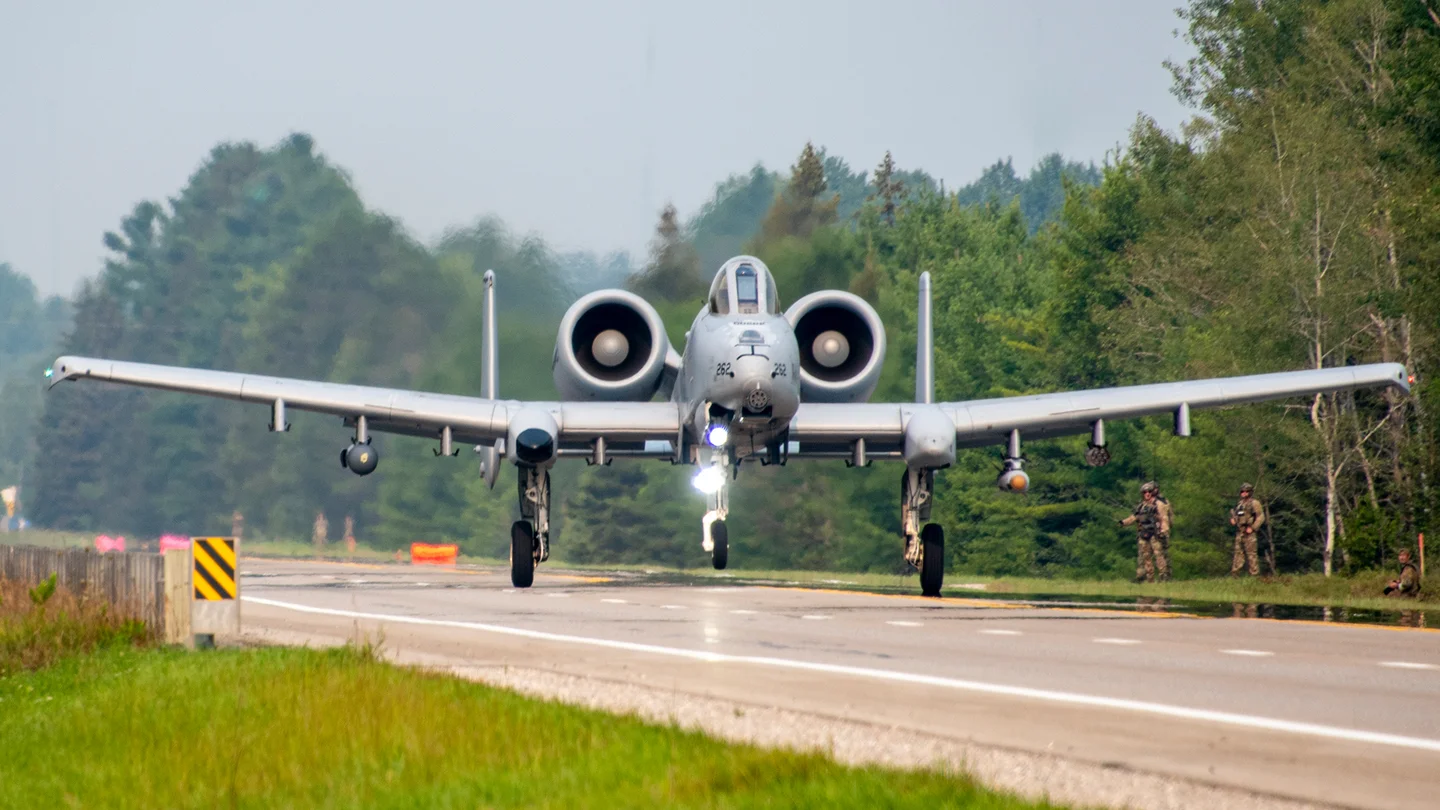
[0,579,153,676]
[0,644,1061,809]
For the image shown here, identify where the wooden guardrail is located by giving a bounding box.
[0,545,165,628]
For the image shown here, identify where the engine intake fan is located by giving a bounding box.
[553,290,672,401]
[785,291,886,403]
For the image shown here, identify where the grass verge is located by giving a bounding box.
[0,578,153,676]
[0,643,1061,809]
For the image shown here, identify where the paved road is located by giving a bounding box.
[238,559,1440,810]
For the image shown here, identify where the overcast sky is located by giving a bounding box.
[1,1,1194,297]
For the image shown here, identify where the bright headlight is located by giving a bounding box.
[691,466,725,494]
[704,423,729,447]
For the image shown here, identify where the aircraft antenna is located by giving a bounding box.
[483,270,498,399]
[916,271,933,404]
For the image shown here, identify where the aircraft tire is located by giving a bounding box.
[919,523,944,597]
[711,520,728,570]
[510,520,535,588]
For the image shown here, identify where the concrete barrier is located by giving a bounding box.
[0,545,164,628]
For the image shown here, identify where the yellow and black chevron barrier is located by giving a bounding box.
[192,537,237,600]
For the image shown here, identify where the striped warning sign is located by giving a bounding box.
[193,538,237,600]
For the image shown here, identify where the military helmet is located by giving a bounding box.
[1140,481,1158,494]
[1239,482,1254,493]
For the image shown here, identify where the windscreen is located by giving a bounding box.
[736,265,759,308]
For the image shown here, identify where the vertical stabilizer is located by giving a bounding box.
[916,271,933,404]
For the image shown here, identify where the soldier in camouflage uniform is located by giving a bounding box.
[1229,483,1265,577]
[1384,549,1422,598]
[1120,482,1170,582]
[1154,485,1174,581]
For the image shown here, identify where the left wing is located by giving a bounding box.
[47,355,682,449]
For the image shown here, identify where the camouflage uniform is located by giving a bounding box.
[1154,494,1174,581]
[1120,483,1170,582]
[1385,556,1421,598]
[1229,485,1265,576]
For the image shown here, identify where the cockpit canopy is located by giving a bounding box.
[707,256,779,316]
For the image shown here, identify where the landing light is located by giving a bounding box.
[704,423,729,448]
[43,367,53,379]
[692,466,725,494]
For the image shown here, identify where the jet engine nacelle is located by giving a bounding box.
[553,290,672,401]
[784,291,886,403]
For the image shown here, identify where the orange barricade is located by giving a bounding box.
[410,542,459,565]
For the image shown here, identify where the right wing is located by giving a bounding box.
[787,363,1410,457]
[47,355,682,449]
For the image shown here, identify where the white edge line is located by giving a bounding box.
[1220,649,1275,657]
[1093,638,1142,645]
[1380,661,1439,670]
[241,596,1440,754]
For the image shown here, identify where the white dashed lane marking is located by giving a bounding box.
[600,598,628,604]
[546,593,571,598]
[1094,638,1142,645]
[980,629,1023,636]
[801,615,832,621]
[1221,649,1275,657]
[661,605,687,610]
[886,620,923,627]
[730,609,758,615]
[1380,661,1439,671]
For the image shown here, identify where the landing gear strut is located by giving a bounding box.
[511,466,550,588]
[902,467,944,597]
[701,452,731,570]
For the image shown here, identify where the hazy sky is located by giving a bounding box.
[1,1,1194,297]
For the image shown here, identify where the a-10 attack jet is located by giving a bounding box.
[48,256,1411,595]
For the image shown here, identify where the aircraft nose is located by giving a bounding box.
[733,355,775,413]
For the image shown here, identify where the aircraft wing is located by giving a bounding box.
[787,363,1411,456]
[46,355,682,449]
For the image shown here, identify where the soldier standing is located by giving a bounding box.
[312,511,328,551]
[1154,485,1174,581]
[1229,483,1265,577]
[1384,549,1421,598]
[1120,482,1170,582]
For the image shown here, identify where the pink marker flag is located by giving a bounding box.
[94,535,126,553]
[159,535,190,553]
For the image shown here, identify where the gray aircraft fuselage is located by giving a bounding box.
[675,308,802,459]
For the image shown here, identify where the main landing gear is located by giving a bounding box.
[510,466,550,588]
[902,467,945,597]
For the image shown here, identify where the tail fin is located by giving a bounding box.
[916,271,933,404]
[479,270,501,488]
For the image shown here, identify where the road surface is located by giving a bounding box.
[237,558,1440,810]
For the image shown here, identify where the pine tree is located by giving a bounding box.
[628,204,704,302]
[868,151,904,226]
[758,142,840,243]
